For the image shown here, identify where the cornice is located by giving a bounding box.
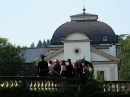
[92,61,120,64]
[63,40,91,43]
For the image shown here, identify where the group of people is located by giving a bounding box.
[38,54,94,78]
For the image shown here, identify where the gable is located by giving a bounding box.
[91,51,111,61]
[90,47,120,62]
[44,47,120,63]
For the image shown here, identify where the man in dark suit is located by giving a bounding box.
[66,59,73,77]
[38,54,49,76]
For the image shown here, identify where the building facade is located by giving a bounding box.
[44,10,121,81]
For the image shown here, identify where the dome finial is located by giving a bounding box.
[83,7,86,14]
[83,0,86,14]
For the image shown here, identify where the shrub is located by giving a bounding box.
[75,74,112,97]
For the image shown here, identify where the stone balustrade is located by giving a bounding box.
[0,76,82,91]
[105,80,130,93]
[0,76,130,93]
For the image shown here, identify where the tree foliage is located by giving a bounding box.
[76,74,112,97]
[42,39,47,47]
[119,36,130,80]
[46,39,51,46]
[30,42,35,48]
[0,37,29,76]
[36,40,42,48]
[118,34,128,44]
[32,39,51,48]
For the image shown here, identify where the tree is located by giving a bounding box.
[118,34,128,44]
[30,42,35,48]
[49,39,51,45]
[0,37,30,76]
[119,37,130,80]
[46,39,51,46]
[42,39,47,47]
[36,40,42,48]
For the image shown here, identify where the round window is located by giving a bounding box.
[73,47,81,55]
[75,49,79,53]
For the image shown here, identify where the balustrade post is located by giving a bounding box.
[61,79,68,91]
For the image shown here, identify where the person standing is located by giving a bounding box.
[38,54,49,76]
[49,59,61,77]
[66,59,73,77]
[77,62,83,78]
[73,62,78,78]
[59,60,67,77]
[88,63,94,75]
[48,60,54,77]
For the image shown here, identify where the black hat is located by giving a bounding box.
[60,60,66,64]
[40,54,45,58]
[66,59,71,62]
[84,61,91,64]
[87,62,92,66]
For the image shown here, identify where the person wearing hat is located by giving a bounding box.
[88,63,94,75]
[66,59,73,77]
[49,59,61,77]
[59,60,67,77]
[38,54,49,76]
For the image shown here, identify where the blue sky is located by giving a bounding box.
[0,0,130,47]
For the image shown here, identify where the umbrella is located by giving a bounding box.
[76,55,90,64]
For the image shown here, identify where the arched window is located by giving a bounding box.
[103,36,107,41]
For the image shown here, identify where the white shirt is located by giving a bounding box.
[89,68,94,74]
[48,64,54,71]
[61,65,67,71]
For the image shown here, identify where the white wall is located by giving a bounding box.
[91,51,111,61]
[109,45,116,57]
[64,42,90,62]
[64,33,90,62]
[99,45,116,57]
[93,64,118,81]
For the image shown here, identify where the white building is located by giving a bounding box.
[44,10,121,81]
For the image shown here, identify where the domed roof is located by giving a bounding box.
[51,13,118,45]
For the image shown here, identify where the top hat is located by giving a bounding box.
[40,54,46,58]
[66,59,71,62]
[60,60,66,65]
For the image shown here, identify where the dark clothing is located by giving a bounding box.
[61,71,67,77]
[73,66,78,78]
[38,60,49,76]
[77,67,83,78]
[66,65,73,77]
[53,64,61,77]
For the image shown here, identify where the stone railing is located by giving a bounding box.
[105,81,130,93]
[0,76,130,93]
[0,76,82,91]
